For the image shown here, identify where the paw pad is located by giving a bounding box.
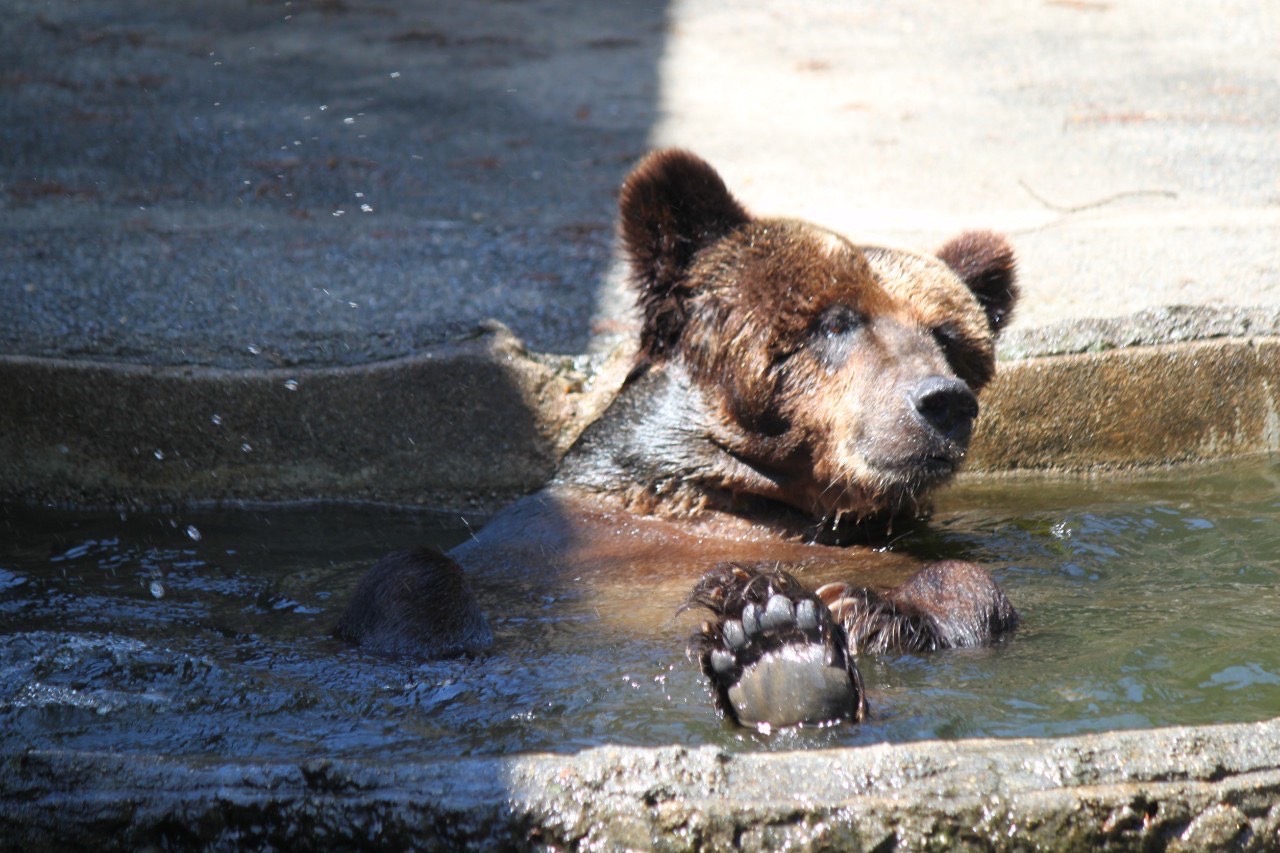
[686,564,866,728]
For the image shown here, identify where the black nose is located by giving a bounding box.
[910,376,979,442]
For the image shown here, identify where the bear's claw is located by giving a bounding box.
[686,561,1018,729]
[685,564,866,729]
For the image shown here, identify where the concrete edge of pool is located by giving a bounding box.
[3,304,1280,849]
[1,304,1278,511]
[4,717,1280,849]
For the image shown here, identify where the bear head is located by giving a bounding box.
[617,149,1018,529]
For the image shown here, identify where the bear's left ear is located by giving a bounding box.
[935,231,1019,334]
[619,149,751,359]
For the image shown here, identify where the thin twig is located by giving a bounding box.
[1018,178,1178,213]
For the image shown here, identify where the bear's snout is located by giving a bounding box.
[908,376,979,445]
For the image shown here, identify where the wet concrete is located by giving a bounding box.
[6,717,1280,850]
[4,0,661,364]
[0,321,632,510]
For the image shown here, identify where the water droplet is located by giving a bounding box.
[210,414,222,426]
[240,443,253,453]
[332,209,345,217]
[149,580,165,599]
[360,204,373,213]
[347,301,358,309]
[283,379,299,391]
[354,192,365,198]
[389,71,401,79]
[153,449,165,461]
[343,116,355,125]
[185,524,202,542]
[247,343,261,355]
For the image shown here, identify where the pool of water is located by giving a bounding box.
[3,458,1279,759]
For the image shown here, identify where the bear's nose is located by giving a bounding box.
[909,376,979,442]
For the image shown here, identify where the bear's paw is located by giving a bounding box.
[685,564,866,729]
[820,559,1019,654]
[333,548,492,659]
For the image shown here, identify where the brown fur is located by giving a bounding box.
[601,150,1017,531]
[339,149,1023,703]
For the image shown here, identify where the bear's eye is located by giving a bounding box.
[814,305,865,339]
[932,322,981,385]
[931,322,961,352]
[807,305,865,370]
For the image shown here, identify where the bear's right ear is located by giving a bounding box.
[619,149,750,359]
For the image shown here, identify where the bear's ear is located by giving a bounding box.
[935,230,1019,334]
[619,149,750,358]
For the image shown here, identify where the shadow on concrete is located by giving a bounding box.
[1,1,673,842]
[0,0,664,508]
[2,0,667,365]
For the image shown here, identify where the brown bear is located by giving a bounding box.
[336,149,1020,729]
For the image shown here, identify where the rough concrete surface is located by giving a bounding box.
[4,0,656,364]
[970,331,1280,474]
[4,0,1277,366]
[0,321,632,510]
[4,0,1280,848]
[6,717,1280,850]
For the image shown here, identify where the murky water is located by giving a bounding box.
[3,458,1279,759]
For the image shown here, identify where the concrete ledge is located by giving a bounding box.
[5,718,1280,850]
[0,322,629,511]
[970,336,1280,474]
[2,310,1276,510]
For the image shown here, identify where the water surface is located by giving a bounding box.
[3,458,1279,758]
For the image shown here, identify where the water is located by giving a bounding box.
[2,458,1279,759]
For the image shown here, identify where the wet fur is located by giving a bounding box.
[337,149,1023,724]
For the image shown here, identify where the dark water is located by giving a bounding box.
[3,458,1279,758]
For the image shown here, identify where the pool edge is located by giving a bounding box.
[5,717,1279,849]
[2,307,1277,511]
